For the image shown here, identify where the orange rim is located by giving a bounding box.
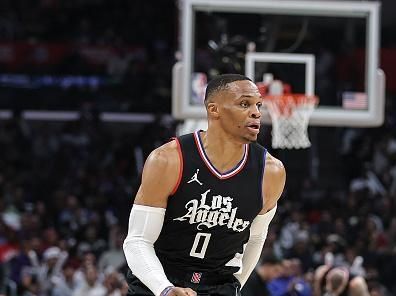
[263,94,319,116]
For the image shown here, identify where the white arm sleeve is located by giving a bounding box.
[235,205,277,288]
[123,204,173,296]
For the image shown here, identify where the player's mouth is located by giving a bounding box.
[246,122,261,134]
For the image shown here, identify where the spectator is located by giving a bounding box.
[98,226,126,273]
[103,268,127,296]
[51,261,79,296]
[267,259,312,296]
[35,246,68,295]
[242,253,283,296]
[72,264,106,296]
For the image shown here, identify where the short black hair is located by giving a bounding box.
[204,74,252,105]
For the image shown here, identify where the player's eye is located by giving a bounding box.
[257,102,263,109]
[240,101,249,108]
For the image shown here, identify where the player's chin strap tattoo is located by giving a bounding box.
[234,205,277,288]
[123,205,174,296]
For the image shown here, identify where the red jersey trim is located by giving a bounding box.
[170,137,183,195]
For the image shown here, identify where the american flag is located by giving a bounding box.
[342,92,368,110]
[191,272,202,284]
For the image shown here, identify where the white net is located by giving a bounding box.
[263,95,318,149]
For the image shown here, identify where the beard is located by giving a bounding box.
[241,134,257,143]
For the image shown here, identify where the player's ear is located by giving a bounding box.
[207,102,220,119]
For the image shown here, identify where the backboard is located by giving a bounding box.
[173,0,385,127]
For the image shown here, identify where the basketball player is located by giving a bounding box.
[123,74,286,296]
[313,264,370,296]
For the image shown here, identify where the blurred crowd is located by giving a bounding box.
[0,115,395,295]
[0,0,177,113]
[0,116,177,295]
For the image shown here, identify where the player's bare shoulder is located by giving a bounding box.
[265,153,286,178]
[135,139,182,207]
[261,152,286,212]
[145,139,180,172]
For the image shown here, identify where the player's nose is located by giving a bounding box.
[250,105,261,119]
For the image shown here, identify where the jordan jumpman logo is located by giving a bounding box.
[187,169,203,185]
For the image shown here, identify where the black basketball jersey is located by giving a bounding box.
[154,131,266,277]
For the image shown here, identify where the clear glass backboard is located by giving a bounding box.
[173,0,385,127]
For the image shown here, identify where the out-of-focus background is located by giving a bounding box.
[0,0,395,295]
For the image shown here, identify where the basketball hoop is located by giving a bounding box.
[263,94,319,149]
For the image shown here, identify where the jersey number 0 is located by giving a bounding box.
[190,233,211,259]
